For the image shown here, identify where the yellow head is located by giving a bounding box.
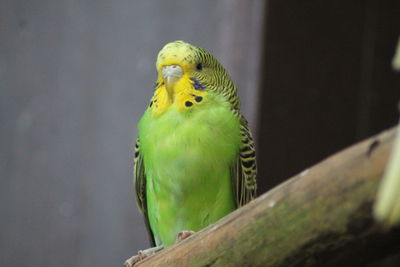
[150,41,237,116]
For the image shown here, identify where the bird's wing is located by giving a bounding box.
[231,116,257,207]
[134,138,156,246]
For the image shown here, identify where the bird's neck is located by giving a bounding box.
[150,76,206,116]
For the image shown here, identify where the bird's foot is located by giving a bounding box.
[124,245,164,267]
[176,230,195,243]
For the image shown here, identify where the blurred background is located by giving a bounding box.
[0,0,399,266]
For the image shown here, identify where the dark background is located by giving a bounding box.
[0,0,399,266]
[257,0,400,191]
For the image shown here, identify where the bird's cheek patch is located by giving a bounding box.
[190,77,206,90]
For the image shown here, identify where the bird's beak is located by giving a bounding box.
[162,65,183,101]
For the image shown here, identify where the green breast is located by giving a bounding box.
[138,93,241,246]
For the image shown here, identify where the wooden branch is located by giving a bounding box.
[137,126,400,267]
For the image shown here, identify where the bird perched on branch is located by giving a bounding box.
[125,41,257,266]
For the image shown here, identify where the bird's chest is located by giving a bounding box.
[138,104,241,192]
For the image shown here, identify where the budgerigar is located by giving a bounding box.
[127,41,257,264]
[373,38,400,228]
[374,121,400,228]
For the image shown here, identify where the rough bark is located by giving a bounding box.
[136,126,400,267]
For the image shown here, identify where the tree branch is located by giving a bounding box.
[136,126,400,266]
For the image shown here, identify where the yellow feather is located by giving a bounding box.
[374,123,400,227]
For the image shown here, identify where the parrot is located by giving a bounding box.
[374,118,400,228]
[125,40,257,266]
[373,37,400,228]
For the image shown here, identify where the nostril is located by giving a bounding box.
[162,65,183,80]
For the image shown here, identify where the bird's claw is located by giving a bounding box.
[124,245,164,267]
[176,230,195,243]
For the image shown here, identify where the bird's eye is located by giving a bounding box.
[196,63,203,71]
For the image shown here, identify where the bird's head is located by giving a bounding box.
[151,41,237,115]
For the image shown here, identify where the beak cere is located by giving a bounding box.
[162,65,183,100]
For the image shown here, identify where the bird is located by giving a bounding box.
[374,121,400,228]
[125,40,257,266]
[373,42,400,229]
